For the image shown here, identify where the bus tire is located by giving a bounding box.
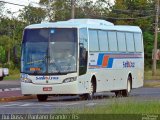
[37,95,48,102]
[122,76,132,97]
[88,80,94,100]
[80,80,95,100]
[0,77,3,81]
[115,91,122,97]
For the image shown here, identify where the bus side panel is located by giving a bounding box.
[77,74,92,94]
[132,69,144,88]
[88,52,144,92]
[112,57,144,89]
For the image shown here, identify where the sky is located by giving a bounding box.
[3,0,40,13]
[1,0,39,17]
[2,0,114,17]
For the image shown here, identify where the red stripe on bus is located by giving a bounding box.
[102,55,109,67]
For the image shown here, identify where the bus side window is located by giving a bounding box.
[108,31,118,51]
[117,32,126,51]
[98,30,109,51]
[134,33,142,52]
[126,32,135,52]
[79,28,88,76]
[89,30,99,51]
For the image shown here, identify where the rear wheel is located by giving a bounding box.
[115,91,122,97]
[122,76,132,97]
[37,95,48,102]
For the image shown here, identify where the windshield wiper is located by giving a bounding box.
[27,59,44,65]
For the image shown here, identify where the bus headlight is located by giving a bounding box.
[21,78,32,83]
[63,77,77,83]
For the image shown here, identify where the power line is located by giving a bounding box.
[0,0,47,8]
[0,0,26,7]
[112,9,154,12]
[112,9,155,16]
[105,15,154,20]
[0,0,156,21]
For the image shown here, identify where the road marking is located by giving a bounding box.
[66,103,80,106]
[0,88,21,92]
[19,103,32,107]
[2,104,20,107]
[86,103,97,106]
[0,102,81,108]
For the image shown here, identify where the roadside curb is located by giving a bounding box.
[0,95,37,102]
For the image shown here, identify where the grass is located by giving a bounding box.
[4,69,20,80]
[74,100,160,114]
[144,81,160,87]
[55,100,160,120]
[144,69,160,80]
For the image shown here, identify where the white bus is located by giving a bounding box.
[21,19,144,101]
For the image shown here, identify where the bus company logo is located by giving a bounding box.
[123,61,135,68]
[36,76,59,80]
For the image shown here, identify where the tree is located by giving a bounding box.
[39,0,112,21]
[19,5,46,24]
[0,46,6,65]
[52,0,71,21]
[108,0,154,27]
[39,0,71,21]
[108,0,155,68]
[0,35,13,64]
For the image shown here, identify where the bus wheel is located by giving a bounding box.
[37,95,48,102]
[79,81,94,100]
[115,91,122,97]
[122,76,132,97]
[87,80,94,100]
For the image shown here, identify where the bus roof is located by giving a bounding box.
[25,19,142,33]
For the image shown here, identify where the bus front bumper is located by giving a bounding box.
[21,81,80,95]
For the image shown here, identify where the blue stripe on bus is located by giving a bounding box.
[97,54,104,66]
[107,58,114,68]
[89,53,143,69]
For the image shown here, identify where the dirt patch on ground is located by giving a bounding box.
[144,80,160,87]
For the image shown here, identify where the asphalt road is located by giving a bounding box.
[0,87,160,114]
[0,80,20,90]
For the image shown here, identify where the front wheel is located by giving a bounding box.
[37,95,48,102]
[122,76,132,97]
[80,81,94,100]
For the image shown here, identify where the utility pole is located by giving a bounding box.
[48,0,51,21]
[152,0,160,76]
[71,0,75,19]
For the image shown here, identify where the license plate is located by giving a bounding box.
[43,87,52,91]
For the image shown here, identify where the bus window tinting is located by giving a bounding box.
[134,33,142,52]
[98,30,109,51]
[126,32,135,52]
[79,28,88,75]
[117,32,126,51]
[22,28,77,75]
[108,31,118,51]
[89,30,99,51]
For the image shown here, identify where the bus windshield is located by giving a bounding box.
[21,28,77,75]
